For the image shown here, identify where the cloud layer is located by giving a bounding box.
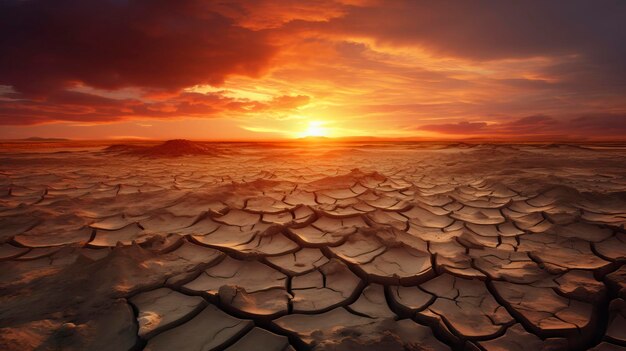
[0,0,625,139]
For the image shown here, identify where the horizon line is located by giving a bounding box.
[2,136,626,144]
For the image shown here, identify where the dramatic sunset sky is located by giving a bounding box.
[1,0,625,140]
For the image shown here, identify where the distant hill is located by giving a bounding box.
[22,137,69,141]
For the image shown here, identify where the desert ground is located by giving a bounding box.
[0,140,625,351]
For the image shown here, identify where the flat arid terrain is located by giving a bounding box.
[0,140,625,351]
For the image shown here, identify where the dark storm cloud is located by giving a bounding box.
[306,1,626,60]
[0,0,277,96]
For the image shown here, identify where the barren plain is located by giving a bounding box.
[0,140,625,351]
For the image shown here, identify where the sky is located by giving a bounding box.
[1,0,625,141]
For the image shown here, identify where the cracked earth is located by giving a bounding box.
[0,141,625,350]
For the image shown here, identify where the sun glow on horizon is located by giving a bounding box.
[298,120,329,138]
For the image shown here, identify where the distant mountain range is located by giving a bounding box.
[21,137,70,141]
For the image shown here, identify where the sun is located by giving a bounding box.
[301,120,328,137]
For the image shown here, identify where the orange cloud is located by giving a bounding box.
[0,90,309,125]
[419,114,626,140]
